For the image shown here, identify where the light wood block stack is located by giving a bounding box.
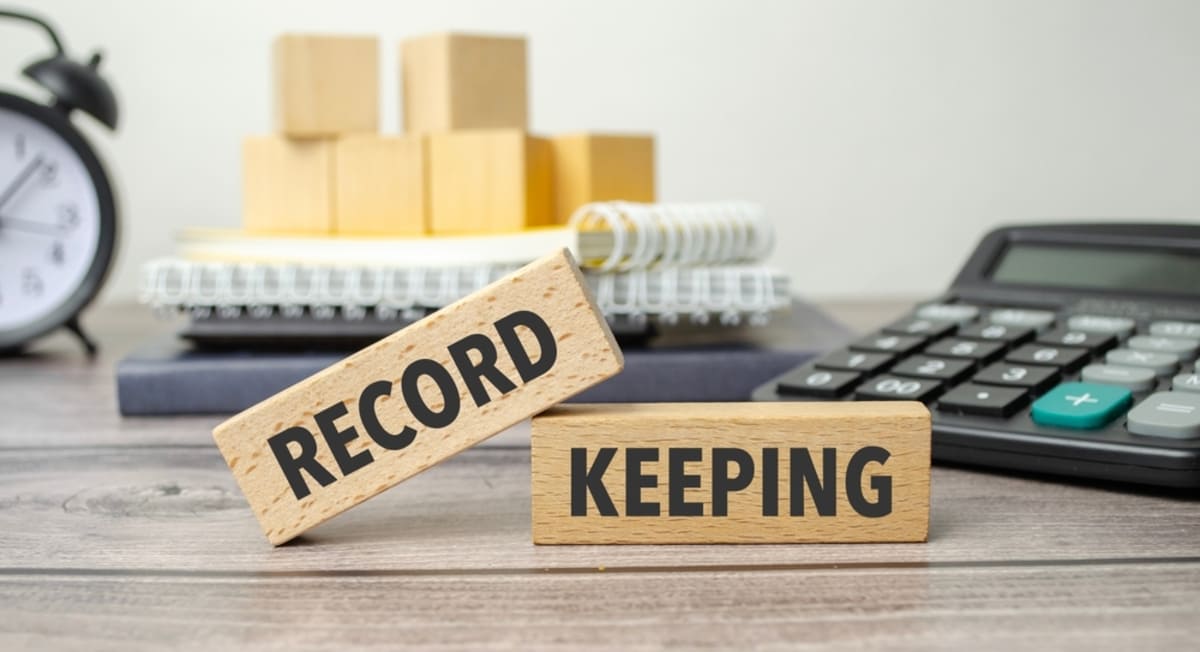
[242,31,658,237]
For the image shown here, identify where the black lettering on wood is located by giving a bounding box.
[358,380,417,450]
[625,448,661,516]
[847,446,892,517]
[494,310,557,383]
[571,447,618,516]
[267,426,337,500]
[712,448,754,517]
[448,333,518,407]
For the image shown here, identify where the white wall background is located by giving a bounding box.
[2,0,1198,303]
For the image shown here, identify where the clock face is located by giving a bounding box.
[0,106,103,333]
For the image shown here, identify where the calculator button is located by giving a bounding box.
[988,308,1056,329]
[1006,344,1089,371]
[1127,335,1199,358]
[1066,315,1136,336]
[882,317,956,338]
[972,362,1059,392]
[1149,321,1200,339]
[957,323,1034,344]
[850,333,926,355]
[924,338,1005,363]
[1079,364,1157,392]
[1105,349,1179,376]
[1030,382,1133,430]
[890,356,974,383]
[1035,328,1116,352]
[938,383,1028,418]
[855,375,942,402]
[1126,392,1200,439]
[1172,373,1200,393]
[777,367,860,398]
[915,303,979,324]
[814,350,893,374]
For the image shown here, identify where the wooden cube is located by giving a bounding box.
[428,129,552,233]
[335,134,428,235]
[550,133,655,223]
[242,136,334,234]
[532,402,931,544]
[212,249,624,545]
[274,34,379,137]
[402,33,527,133]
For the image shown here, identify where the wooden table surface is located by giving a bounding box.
[2,303,1198,651]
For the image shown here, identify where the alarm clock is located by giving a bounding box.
[0,9,118,354]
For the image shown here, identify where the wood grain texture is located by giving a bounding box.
[427,129,552,233]
[1,446,1198,572]
[401,33,527,133]
[242,136,335,234]
[272,34,379,137]
[3,301,1199,649]
[3,563,1198,651]
[550,133,656,223]
[334,134,428,235]
[212,249,622,544]
[533,402,929,544]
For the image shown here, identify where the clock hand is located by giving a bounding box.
[0,214,64,236]
[0,154,45,212]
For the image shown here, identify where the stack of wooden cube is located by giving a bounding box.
[243,32,656,237]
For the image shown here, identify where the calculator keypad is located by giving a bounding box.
[855,375,942,402]
[973,362,1059,392]
[939,383,1028,417]
[765,301,1200,446]
[924,338,1005,363]
[1035,328,1116,352]
[1006,344,1089,371]
[891,356,974,383]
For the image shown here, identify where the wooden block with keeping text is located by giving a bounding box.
[531,402,930,544]
[214,249,623,545]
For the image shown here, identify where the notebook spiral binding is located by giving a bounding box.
[139,260,790,328]
[569,201,774,271]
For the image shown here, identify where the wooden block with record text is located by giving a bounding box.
[213,249,624,545]
[242,135,335,234]
[273,34,379,137]
[428,129,552,233]
[401,33,527,133]
[335,134,429,235]
[550,133,655,223]
[531,402,930,544]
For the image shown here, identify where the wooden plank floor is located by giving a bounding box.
[2,304,1198,650]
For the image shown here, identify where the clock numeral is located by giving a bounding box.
[39,161,58,187]
[14,134,25,160]
[58,204,80,230]
[22,268,43,297]
[50,241,65,265]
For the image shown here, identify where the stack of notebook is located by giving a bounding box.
[139,201,792,345]
[120,201,852,415]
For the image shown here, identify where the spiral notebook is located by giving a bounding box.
[178,201,774,270]
[140,201,788,343]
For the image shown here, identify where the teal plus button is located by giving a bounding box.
[1031,382,1133,429]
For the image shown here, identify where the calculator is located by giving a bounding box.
[753,223,1200,489]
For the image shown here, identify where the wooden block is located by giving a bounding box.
[531,402,930,544]
[550,133,655,223]
[213,249,623,545]
[401,33,527,133]
[335,134,429,235]
[274,34,379,136]
[242,135,334,234]
[428,129,552,233]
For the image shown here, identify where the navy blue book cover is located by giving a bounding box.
[116,302,850,416]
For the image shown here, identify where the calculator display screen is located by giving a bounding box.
[990,244,1200,293]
